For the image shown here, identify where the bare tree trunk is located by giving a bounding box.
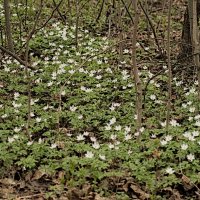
[179,0,200,58]
[3,0,15,52]
[189,0,200,100]
[179,0,200,101]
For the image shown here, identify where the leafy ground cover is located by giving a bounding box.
[0,1,200,200]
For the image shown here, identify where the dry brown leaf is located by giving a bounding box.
[57,141,66,149]
[171,189,182,200]
[59,196,69,200]
[95,194,115,200]
[130,184,150,200]
[181,175,193,190]
[25,171,33,181]
[0,178,16,185]
[31,170,46,181]
[122,181,129,192]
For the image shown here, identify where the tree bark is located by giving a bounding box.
[179,0,200,58]
[3,0,15,52]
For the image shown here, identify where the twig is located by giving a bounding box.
[120,0,134,24]
[0,45,34,69]
[95,0,105,23]
[166,0,172,132]
[36,0,63,32]
[52,0,66,24]
[143,69,164,108]
[139,1,163,54]
[25,0,43,137]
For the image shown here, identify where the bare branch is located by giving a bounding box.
[139,1,163,54]
[0,45,34,69]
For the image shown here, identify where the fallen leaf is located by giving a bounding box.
[0,178,16,185]
[181,175,193,190]
[95,194,115,200]
[31,170,46,181]
[130,184,150,200]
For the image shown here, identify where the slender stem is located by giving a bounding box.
[131,0,142,140]
[166,0,172,131]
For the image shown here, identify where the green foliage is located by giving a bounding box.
[0,2,200,198]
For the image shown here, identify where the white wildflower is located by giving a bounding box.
[78,115,83,119]
[161,140,167,146]
[151,134,156,138]
[81,86,86,91]
[96,75,102,80]
[2,114,8,118]
[108,143,114,149]
[115,125,122,131]
[69,105,77,112]
[189,107,195,113]
[187,154,195,162]
[194,115,200,120]
[123,49,129,54]
[105,125,112,130]
[36,117,41,123]
[38,138,43,144]
[125,134,132,141]
[50,143,57,149]
[79,68,84,73]
[195,120,200,127]
[8,137,15,143]
[14,92,20,100]
[4,66,10,72]
[170,119,180,127]
[69,69,75,74]
[90,137,96,142]
[67,59,74,64]
[12,101,22,108]
[134,132,140,137]
[99,154,106,160]
[188,117,193,121]
[76,134,85,141]
[43,105,49,110]
[125,126,131,133]
[96,83,101,88]
[27,141,33,146]
[47,81,53,87]
[92,142,100,149]
[110,134,117,140]
[150,94,156,100]
[140,127,145,133]
[14,127,21,133]
[166,167,175,174]
[83,131,89,136]
[61,90,66,96]
[192,131,199,137]
[97,60,102,64]
[110,105,115,111]
[181,144,188,150]
[160,121,166,127]
[85,88,93,92]
[85,151,94,158]
[109,117,116,125]
[165,135,172,142]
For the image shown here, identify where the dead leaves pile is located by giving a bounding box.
[0,171,200,200]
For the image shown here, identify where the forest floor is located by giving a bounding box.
[1,0,200,199]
